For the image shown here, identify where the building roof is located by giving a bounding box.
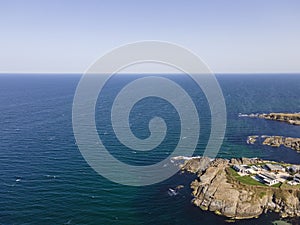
[259,172,277,180]
[233,165,245,170]
[266,164,284,171]
[290,165,300,170]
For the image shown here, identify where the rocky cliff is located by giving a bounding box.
[178,157,300,219]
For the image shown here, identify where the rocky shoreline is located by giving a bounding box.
[247,135,300,152]
[240,113,300,126]
[173,157,300,219]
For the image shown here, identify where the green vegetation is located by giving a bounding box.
[248,163,266,166]
[258,191,266,198]
[237,175,267,186]
[227,167,266,186]
[272,183,282,188]
[281,182,300,189]
[227,166,285,188]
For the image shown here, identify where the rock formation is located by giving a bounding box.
[263,136,300,151]
[253,113,300,126]
[175,157,300,219]
[247,135,300,152]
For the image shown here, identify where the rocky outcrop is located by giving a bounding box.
[260,113,300,125]
[264,136,300,151]
[247,135,258,144]
[179,157,211,173]
[175,157,300,219]
[247,135,300,152]
[248,113,300,126]
[229,157,263,165]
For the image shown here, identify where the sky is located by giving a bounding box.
[0,0,300,73]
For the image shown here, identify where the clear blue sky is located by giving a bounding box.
[1,0,299,73]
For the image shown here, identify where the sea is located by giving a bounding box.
[0,74,299,225]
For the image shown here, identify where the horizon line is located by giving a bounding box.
[0,72,300,75]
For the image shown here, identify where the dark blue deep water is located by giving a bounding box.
[0,74,299,225]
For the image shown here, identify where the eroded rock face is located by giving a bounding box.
[180,157,300,219]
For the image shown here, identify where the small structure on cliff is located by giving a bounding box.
[256,172,279,186]
[265,164,285,172]
[232,165,246,174]
[287,165,300,173]
[294,174,300,183]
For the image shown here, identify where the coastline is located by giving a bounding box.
[173,157,300,220]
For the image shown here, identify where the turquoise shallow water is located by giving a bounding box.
[0,74,299,225]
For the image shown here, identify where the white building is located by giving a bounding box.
[294,174,300,183]
[265,164,285,172]
[233,165,246,174]
[288,165,300,173]
[256,173,279,186]
[251,165,260,171]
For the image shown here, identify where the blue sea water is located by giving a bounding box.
[0,74,299,225]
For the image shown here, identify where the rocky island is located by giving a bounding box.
[241,112,300,126]
[247,135,300,152]
[173,157,300,219]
